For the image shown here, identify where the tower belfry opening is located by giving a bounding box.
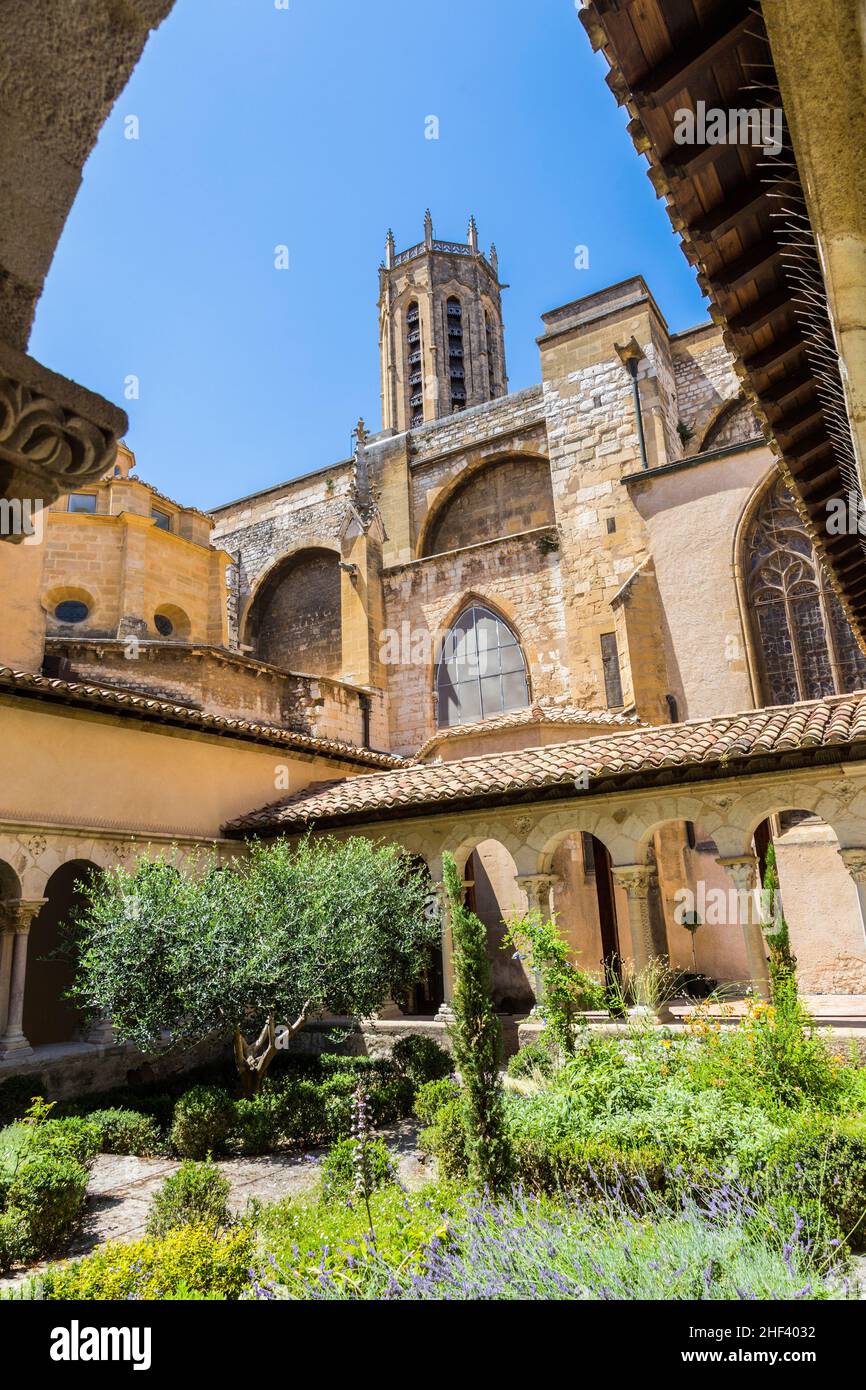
[378,211,508,434]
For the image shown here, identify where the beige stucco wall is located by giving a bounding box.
[626,446,773,721]
[0,697,365,842]
[775,821,866,994]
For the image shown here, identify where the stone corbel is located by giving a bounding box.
[0,340,127,540]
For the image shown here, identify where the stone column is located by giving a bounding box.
[837,848,866,943]
[515,873,558,1009]
[716,855,770,997]
[0,899,46,1058]
[432,876,473,1021]
[610,865,653,971]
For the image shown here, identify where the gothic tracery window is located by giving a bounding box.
[435,604,529,727]
[745,479,866,705]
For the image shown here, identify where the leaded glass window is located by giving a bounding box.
[435,605,529,727]
[745,479,866,704]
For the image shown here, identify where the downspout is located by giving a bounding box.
[616,337,649,470]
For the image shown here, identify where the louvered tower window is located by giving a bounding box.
[406,301,423,428]
[447,297,466,413]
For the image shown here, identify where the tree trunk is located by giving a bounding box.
[232,1002,311,1096]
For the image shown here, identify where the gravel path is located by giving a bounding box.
[0,1119,432,1290]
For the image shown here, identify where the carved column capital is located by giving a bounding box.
[839,847,866,885]
[0,898,46,934]
[515,873,559,914]
[611,864,653,898]
[715,854,759,896]
[0,342,126,534]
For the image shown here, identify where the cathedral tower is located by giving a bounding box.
[378,211,508,433]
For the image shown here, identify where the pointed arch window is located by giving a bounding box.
[435,604,529,727]
[485,312,498,397]
[745,479,866,704]
[406,300,423,428]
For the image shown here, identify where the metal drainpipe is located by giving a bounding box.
[625,356,649,470]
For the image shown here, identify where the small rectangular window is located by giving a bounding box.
[152,509,171,531]
[601,632,623,708]
[68,492,97,514]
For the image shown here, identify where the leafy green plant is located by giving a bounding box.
[86,1108,161,1156]
[169,1086,235,1159]
[3,1151,89,1264]
[767,1114,866,1248]
[507,1039,555,1081]
[444,852,512,1192]
[504,909,604,1055]
[23,1224,254,1300]
[391,1034,452,1088]
[146,1159,231,1238]
[231,1093,282,1156]
[414,1077,460,1127]
[71,837,439,1094]
[320,1135,396,1204]
[605,956,682,1018]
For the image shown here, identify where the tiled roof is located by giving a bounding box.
[414,703,642,760]
[226,692,866,835]
[0,667,403,770]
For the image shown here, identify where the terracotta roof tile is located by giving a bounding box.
[0,667,403,770]
[414,703,642,759]
[225,691,866,835]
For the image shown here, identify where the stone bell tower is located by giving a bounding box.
[378,211,508,433]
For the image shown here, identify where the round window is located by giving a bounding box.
[154,613,174,637]
[54,600,88,624]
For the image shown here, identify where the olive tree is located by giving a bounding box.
[72,836,438,1094]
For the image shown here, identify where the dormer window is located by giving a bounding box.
[68,493,96,514]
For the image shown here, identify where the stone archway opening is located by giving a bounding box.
[23,859,98,1046]
[465,840,535,1015]
[245,548,342,676]
[400,854,445,1018]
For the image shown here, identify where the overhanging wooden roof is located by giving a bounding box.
[580,0,866,646]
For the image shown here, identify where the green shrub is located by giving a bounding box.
[368,1077,414,1126]
[419,1097,468,1180]
[146,1158,231,1238]
[391,1034,452,1088]
[414,1077,460,1127]
[276,1078,327,1144]
[86,1108,161,1156]
[0,1208,27,1274]
[29,1224,254,1300]
[444,851,513,1191]
[768,1114,866,1248]
[320,1136,397,1203]
[512,1132,668,1194]
[170,1086,234,1159]
[507,1039,555,1080]
[231,1093,282,1156]
[6,1151,89,1260]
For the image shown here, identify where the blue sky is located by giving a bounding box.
[30,0,708,511]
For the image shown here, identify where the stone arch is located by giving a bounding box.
[0,3,177,351]
[23,858,99,1046]
[244,545,342,676]
[417,452,555,558]
[697,393,759,451]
